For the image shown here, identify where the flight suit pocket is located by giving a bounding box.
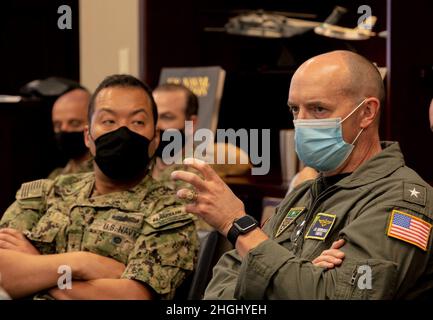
[333,258,398,299]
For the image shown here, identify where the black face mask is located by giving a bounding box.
[55,131,88,160]
[155,129,186,158]
[93,126,153,181]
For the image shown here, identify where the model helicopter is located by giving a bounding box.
[223,9,321,38]
[204,6,382,40]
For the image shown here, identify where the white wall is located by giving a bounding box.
[79,0,139,91]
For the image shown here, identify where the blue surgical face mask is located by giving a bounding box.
[293,99,366,173]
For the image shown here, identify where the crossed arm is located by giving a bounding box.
[0,228,153,300]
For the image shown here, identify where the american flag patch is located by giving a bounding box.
[387,210,432,251]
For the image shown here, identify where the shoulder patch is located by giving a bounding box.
[403,182,426,206]
[145,206,193,229]
[17,179,51,200]
[387,209,432,251]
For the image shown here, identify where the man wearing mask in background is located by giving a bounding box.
[151,83,199,187]
[48,86,93,179]
[172,50,433,299]
[0,74,198,300]
[152,83,214,237]
[152,83,251,187]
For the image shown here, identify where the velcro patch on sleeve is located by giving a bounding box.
[387,209,432,251]
[17,179,49,200]
[145,206,193,229]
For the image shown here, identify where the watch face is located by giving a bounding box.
[234,216,257,232]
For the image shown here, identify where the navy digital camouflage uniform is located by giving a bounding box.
[153,162,214,234]
[47,158,93,180]
[0,172,199,299]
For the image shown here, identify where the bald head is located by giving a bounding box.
[294,50,384,108]
[289,51,384,174]
[52,88,90,133]
[55,88,90,107]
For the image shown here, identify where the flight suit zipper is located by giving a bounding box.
[350,267,358,286]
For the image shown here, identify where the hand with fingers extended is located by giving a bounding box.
[312,238,346,269]
[171,158,246,236]
[0,228,40,255]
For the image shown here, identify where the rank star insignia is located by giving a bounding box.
[403,182,426,206]
[409,187,420,198]
[275,207,305,238]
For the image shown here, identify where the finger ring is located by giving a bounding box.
[185,190,198,202]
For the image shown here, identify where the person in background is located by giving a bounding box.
[48,86,93,179]
[151,83,199,186]
[152,83,251,184]
[152,83,213,237]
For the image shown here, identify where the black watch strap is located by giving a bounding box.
[227,215,259,246]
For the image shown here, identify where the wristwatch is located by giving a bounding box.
[227,215,259,246]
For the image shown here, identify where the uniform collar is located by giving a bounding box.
[335,141,405,188]
[60,172,158,211]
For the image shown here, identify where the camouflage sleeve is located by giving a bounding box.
[47,167,63,180]
[0,179,53,232]
[121,192,199,300]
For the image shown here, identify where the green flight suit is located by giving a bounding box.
[205,142,433,299]
[0,172,199,299]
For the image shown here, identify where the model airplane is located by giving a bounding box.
[314,15,377,40]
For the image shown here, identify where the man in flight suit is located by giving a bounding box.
[171,50,433,299]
